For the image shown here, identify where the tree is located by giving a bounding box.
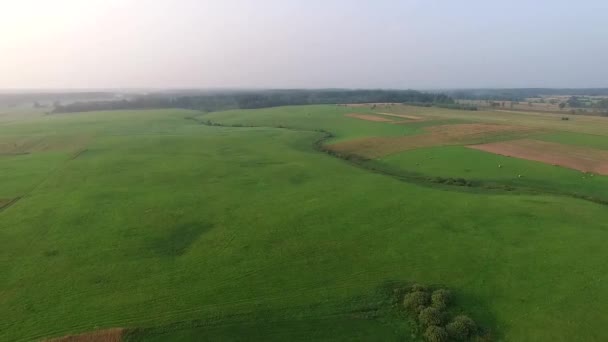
[431,289,451,309]
[559,102,566,110]
[424,326,449,342]
[567,96,582,108]
[418,307,443,327]
[595,99,608,109]
[411,283,429,292]
[403,291,430,313]
[446,315,476,340]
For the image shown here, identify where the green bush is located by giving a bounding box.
[431,289,451,309]
[411,283,429,292]
[446,315,477,340]
[424,325,449,342]
[403,291,430,313]
[418,307,443,327]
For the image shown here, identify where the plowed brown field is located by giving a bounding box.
[469,139,608,175]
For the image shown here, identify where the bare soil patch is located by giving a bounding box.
[328,123,536,158]
[375,112,425,121]
[345,113,394,122]
[468,139,608,175]
[45,328,124,342]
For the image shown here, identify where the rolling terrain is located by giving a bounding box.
[2,105,608,341]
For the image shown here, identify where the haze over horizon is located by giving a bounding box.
[2,0,607,90]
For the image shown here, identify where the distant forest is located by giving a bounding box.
[50,89,454,113]
[0,92,118,107]
[443,88,608,101]
[7,88,608,114]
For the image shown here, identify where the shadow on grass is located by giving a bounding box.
[150,221,214,257]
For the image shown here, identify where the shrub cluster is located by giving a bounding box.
[401,284,487,341]
[432,177,473,187]
[404,102,478,111]
[435,103,479,111]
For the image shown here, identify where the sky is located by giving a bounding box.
[1,0,607,89]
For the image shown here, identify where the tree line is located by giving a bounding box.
[51,89,455,113]
[444,88,608,102]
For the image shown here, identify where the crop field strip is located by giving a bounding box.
[376,104,608,136]
[327,123,540,158]
[469,139,608,175]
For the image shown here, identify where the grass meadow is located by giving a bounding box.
[1,105,608,341]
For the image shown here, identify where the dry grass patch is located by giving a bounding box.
[345,113,394,122]
[45,328,124,342]
[0,135,91,155]
[469,139,608,175]
[328,123,536,158]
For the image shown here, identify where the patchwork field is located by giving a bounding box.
[2,104,608,341]
[328,123,538,158]
[469,139,608,175]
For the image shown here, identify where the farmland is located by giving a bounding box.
[2,104,608,341]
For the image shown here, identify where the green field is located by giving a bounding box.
[377,145,608,202]
[2,105,608,341]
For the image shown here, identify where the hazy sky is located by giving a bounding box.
[1,0,607,89]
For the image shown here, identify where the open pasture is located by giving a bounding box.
[2,104,608,341]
